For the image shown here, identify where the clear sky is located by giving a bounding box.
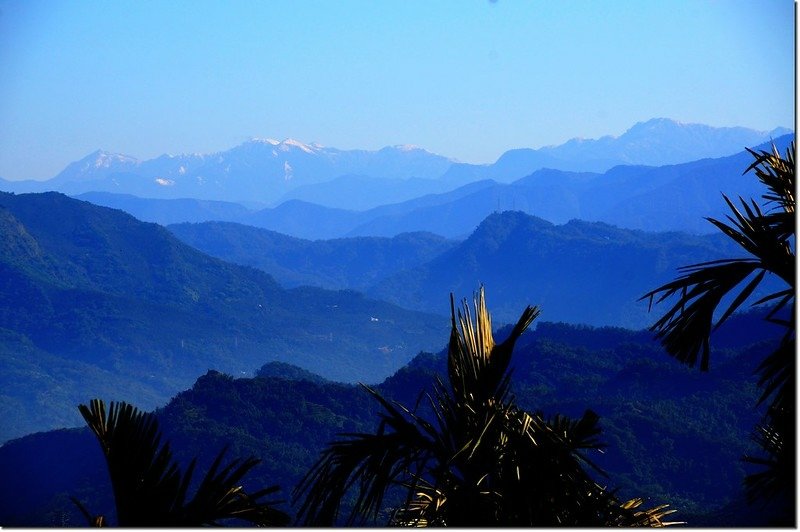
[0,0,794,180]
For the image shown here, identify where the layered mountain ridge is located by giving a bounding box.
[0,191,448,442]
[166,210,763,329]
[0,119,790,208]
[70,133,793,240]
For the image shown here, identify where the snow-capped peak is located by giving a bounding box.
[279,138,317,154]
[250,137,281,146]
[87,150,138,168]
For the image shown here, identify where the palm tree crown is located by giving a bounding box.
[294,287,678,526]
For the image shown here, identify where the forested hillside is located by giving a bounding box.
[0,192,447,441]
[166,211,761,329]
[0,309,782,526]
[368,211,770,327]
[168,222,456,290]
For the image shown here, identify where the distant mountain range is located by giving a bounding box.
[441,118,792,185]
[168,222,457,290]
[0,140,454,204]
[0,122,792,440]
[168,211,756,329]
[0,192,448,442]
[276,173,455,210]
[1,187,774,441]
[71,133,794,239]
[0,119,790,207]
[0,119,793,527]
[345,133,796,237]
[367,211,776,328]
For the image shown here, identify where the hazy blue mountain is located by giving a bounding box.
[588,150,791,233]
[92,133,792,242]
[363,178,498,218]
[2,119,789,211]
[65,185,489,241]
[240,199,363,240]
[441,118,792,185]
[345,180,543,238]
[255,361,330,383]
[367,210,758,328]
[0,191,448,442]
[515,133,795,233]
[0,141,454,204]
[168,221,457,290]
[68,134,793,241]
[0,309,783,526]
[167,208,768,331]
[345,134,795,238]
[229,180,497,240]
[275,173,454,210]
[73,191,255,225]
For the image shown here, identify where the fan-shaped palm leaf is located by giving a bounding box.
[642,143,794,371]
[295,287,676,526]
[642,142,795,508]
[74,399,289,527]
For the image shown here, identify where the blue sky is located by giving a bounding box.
[0,0,794,180]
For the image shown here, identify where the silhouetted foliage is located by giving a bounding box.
[294,288,679,526]
[73,399,290,527]
[643,143,795,521]
[1,312,779,526]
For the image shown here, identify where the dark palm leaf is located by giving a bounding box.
[77,399,185,525]
[76,399,289,527]
[296,287,675,526]
[754,329,795,409]
[181,447,289,526]
[642,144,795,371]
[643,142,795,508]
[642,259,763,369]
[745,142,795,215]
[707,195,793,283]
[743,403,795,505]
[292,384,438,526]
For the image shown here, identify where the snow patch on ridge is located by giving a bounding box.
[280,139,316,154]
[91,151,138,168]
[251,137,281,146]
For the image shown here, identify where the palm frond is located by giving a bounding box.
[295,287,674,526]
[706,195,794,284]
[77,399,289,527]
[69,497,106,528]
[614,498,685,526]
[754,330,795,410]
[743,402,795,506]
[181,447,288,526]
[292,384,437,526]
[448,287,539,406]
[641,259,762,369]
[745,142,795,215]
[78,399,185,525]
[643,142,795,373]
[644,141,796,509]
